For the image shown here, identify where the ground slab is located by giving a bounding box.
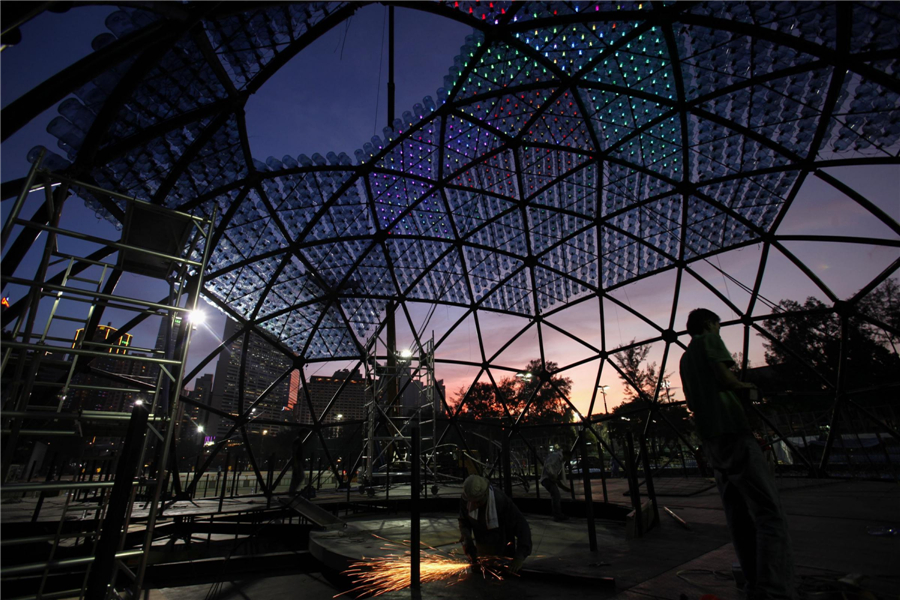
[7,477,897,599]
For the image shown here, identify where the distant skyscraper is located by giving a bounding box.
[299,369,368,428]
[68,324,151,412]
[209,319,294,441]
[298,368,445,439]
[300,367,446,417]
[394,368,446,419]
[191,373,214,429]
[288,370,300,415]
[154,314,186,357]
[177,372,214,433]
[73,324,132,355]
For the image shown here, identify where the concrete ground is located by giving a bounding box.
[4,476,898,599]
[147,477,899,600]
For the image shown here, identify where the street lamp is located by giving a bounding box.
[515,372,533,381]
[598,385,610,414]
[188,309,206,330]
[662,380,675,403]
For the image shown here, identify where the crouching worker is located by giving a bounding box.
[458,474,532,574]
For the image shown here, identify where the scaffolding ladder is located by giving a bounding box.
[361,333,438,495]
[0,166,215,599]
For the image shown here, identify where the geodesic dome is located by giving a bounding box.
[7,1,900,475]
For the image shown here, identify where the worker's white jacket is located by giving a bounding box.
[540,451,567,485]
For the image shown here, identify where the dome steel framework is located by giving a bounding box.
[3,1,900,489]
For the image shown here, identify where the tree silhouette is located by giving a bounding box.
[857,277,900,355]
[453,360,573,424]
[612,344,658,402]
[513,359,573,423]
[608,343,693,441]
[761,285,900,408]
[453,381,508,419]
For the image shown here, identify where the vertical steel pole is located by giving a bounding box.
[579,430,597,551]
[85,404,149,599]
[135,207,216,593]
[501,428,512,497]
[1,148,44,251]
[30,453,58,523]
[410,423,421,588]
[218,450,230,513]
[624,432,642,537]
[597,440,608,504]
[388,5,395,125]
[385,2,399,444]
[820,313,849,472]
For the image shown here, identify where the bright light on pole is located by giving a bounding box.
[598,385,610,414]
[662,380,675,402]
[188,309,206,328]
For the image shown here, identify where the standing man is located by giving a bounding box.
[458,474,531,574]
[680,309,794,600]
[540,446,571,521]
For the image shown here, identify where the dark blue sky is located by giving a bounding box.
[1,4,470,387]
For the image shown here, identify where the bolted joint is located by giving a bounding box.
[832,300,855,319]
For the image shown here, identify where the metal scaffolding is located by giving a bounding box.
[0,165,215,599]
[362,333,438,496]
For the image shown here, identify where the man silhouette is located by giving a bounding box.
[680,309,794,600]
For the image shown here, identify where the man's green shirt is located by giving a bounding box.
[680,332,751,440]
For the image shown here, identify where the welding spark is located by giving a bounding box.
[336,539,506,598]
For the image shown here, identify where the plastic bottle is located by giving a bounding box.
[105,10,137,38]
[46,117,84,151]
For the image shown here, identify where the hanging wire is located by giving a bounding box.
[337,15,352,60]
[714,254,733,304]
[702,257,781,312]
[373,6,387,136]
